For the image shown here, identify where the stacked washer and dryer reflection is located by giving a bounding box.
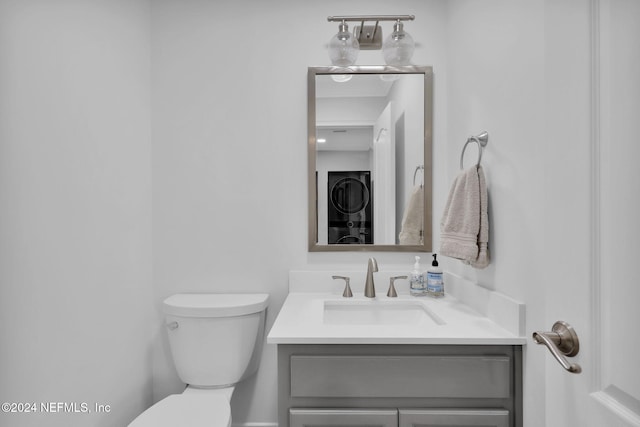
[327,171,373,244]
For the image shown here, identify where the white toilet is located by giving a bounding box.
[129,293,269,427]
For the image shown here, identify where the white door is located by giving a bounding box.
[541,1,640,425]
[373,102,395,245]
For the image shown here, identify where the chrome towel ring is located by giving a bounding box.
[460,131,489,170]
[413,165,424,187]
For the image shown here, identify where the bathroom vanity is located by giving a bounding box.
[268,271,526,427]
[280,343,520,427]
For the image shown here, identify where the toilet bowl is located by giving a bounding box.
[129,293,269,427]
[128,389,231,427]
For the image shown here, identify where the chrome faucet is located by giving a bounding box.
[332,275,353,298]
[364,257,378,298]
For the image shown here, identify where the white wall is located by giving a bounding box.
[150,0,448,423]
[0,1,606,426]
[444,1,610,425]
[388,74,425,215]
[444,1,547,425]
[317,96,387,124]
[0,1,153,426]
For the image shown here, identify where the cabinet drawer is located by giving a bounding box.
[290,355,510,398]
[290,409,397,427]
[400,408,509,427]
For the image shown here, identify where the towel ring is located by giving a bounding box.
[460,131,489,170]
[413,165,424,187]
[375,127,388,142]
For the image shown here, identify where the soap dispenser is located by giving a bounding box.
[409,256,426,296]
[426,253,444,297]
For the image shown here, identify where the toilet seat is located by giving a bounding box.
[128,394,230,427]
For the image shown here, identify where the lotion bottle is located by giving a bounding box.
[426,253,444,297]
[409,256,426,296]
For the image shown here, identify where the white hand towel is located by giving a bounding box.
[440,165,490,269]
[399,185,424,245]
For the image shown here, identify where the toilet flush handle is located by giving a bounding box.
[166,321,179,330]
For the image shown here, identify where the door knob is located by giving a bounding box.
[532,321,582,374]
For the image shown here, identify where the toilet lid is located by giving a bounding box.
[163,293,269,318]
[129,394,230,427]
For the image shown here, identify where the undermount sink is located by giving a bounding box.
[323,299,445,326]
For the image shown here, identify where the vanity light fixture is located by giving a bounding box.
[382,20,415,65]
[327,20,359,67]
[327,15,416,66]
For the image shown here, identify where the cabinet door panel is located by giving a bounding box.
[290,408,398,427]
[399,409,509,427]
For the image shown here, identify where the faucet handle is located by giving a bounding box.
[332,275,353,298]
[387,275,408,298]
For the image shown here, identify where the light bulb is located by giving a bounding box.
[382,21,415,66]
[328,22,359,66]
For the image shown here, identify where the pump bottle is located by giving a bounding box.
[426,254,444,297]
[409,256,426,296]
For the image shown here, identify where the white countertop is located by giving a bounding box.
[268,291,527,345]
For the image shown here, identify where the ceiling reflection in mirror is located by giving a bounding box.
[308,66,433,252]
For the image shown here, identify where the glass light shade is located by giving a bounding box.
[331,73,353,83]
[328,22,359,66]
[379,74,400,82]
[382,21,415,66]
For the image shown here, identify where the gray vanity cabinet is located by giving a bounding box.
[290,408,509,427]
[277,344,522,427]
[290,409,397,427]
[399,409,510,427]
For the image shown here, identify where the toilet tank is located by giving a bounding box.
[163,293,269,388]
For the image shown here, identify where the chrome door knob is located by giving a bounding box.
[533,321,581,374]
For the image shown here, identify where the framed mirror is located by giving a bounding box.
[308,66,433,252]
